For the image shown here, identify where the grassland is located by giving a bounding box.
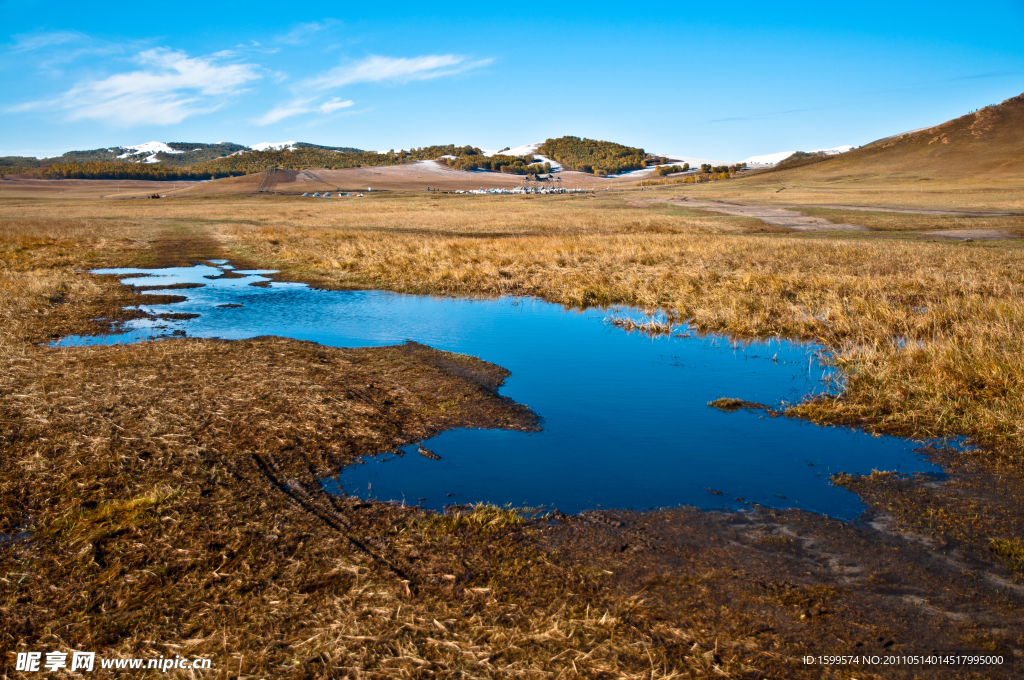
[3,185,1024,677]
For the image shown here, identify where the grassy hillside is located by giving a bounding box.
[768,92,1024,182]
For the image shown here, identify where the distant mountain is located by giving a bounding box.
[0,141,363,169]
[10,96,1018,183]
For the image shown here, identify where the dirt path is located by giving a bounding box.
[664,197,1021,238]
[668,197,868,231]
[920,228,1019,240]
[806,204,1022,217]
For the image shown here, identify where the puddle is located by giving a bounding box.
[56,263,944,517]
[0,531,30,545]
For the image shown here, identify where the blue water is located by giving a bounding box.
[56,262,943,517]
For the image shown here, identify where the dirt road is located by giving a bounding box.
[668,197,867,231]
[666,197,1021,238]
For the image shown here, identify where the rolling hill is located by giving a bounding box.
[762,92,1024,181]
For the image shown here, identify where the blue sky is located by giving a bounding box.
[2,0,1022,160]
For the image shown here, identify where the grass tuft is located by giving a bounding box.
[425,504,528,535]
[990,538,1024,573]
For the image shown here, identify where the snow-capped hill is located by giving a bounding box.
[117,141,183,158]
[117,141,183,163]
[741,151,796,166]
[654,153,729,167]
[251,141,297,152]
[484,143,542,157]
[815,145,854,155]
[484,143,561,170]
[742,145,853,167]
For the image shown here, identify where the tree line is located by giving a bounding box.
[445,154,551,175]
[654,164,689,176]
[4,140,737,182]
[43,163,241,181]
[39,149,403,181]
[699,163,747,173]
[537,136,649,176]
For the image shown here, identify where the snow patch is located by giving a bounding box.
[117,141,183,161]
[814,145,854,155]
[742,145,852,167]
[250,141,297,152]
[485,142,542,157]
[654,154,728,167]
[482,143,561,170]
[533,154,560,170]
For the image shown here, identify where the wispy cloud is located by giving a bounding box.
[9,30,85,52]
[254,97,353,125]
[319,97,354,113]
[708,106,826,123]
[7,48,262,125]
[277,20,340,46]
[8,30,121,73]
[710,71,1024,123]
[946,70,1021,82]
[307,54,492,90]
[252,53,485,125]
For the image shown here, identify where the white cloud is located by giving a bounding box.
[307,54,492,90]
[251,53,488,126]
[7,48,262,125]
[319,98,354,113]
[254,97,354,125]
[255,100,314,125]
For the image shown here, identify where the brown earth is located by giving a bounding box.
[919,228,1020,240]
[804,205,1022,218]
[173,162,610,197]
[0,177,202,200]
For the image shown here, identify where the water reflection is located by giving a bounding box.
[56,262,942,517]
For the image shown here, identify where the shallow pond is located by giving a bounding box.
[57,262,943,517]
